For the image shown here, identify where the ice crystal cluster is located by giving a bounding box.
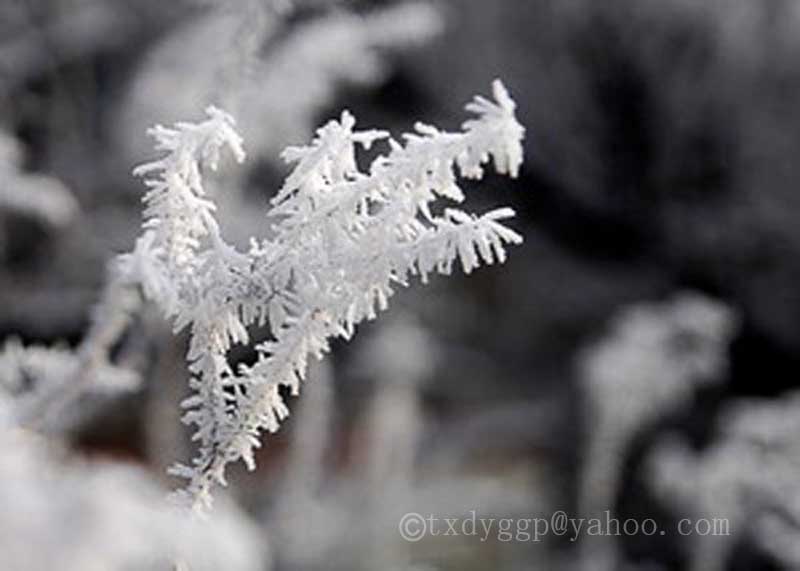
[118,80,524,510]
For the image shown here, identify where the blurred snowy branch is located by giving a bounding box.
[578,292,738,570]
[0,131,77,230]
[650,392,800,571]
[120,1,443,174]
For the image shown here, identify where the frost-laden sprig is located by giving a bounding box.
[127,80,524,512]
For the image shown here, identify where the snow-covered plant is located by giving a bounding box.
[649,392,800,571]
[577,292,738,570]
[119,80,524,511]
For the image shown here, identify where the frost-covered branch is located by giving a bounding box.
[0,133,143,432]
[1,236,150,432]
[124,80,524,511]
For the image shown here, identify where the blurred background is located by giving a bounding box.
[1,0,800,570]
